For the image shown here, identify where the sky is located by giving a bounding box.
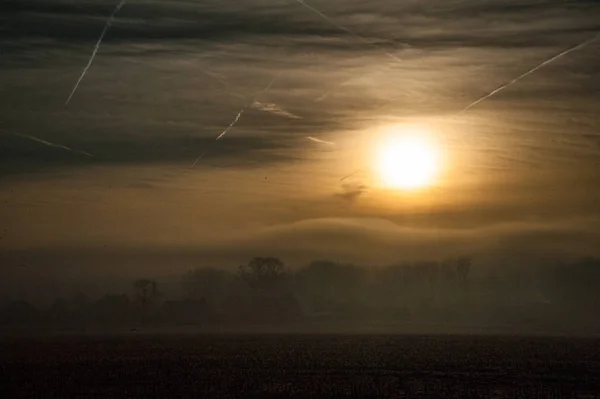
[1,0,599,284]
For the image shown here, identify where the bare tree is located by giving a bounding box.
[182,267,230,306]
[455,256,472,288]
[441,256,472,288]
[238,257,287,293]
[133,279,160,325]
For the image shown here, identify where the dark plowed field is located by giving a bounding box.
[1,334,599,398]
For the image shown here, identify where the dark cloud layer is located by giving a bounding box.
[0,126,306,177]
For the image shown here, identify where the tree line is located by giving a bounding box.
[1,256,599,332]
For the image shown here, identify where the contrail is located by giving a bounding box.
[215,109,244,141]
[314,81,348,102]
[214,72,281,142]
[338,35,599,181]
[199,69,229,86]
[191,71,282,167]
[263,71,282,92]
[340,169,361,181]
[252,101,302,119]
[307,136,335,145]
[66,0,126,105]
[314,65,395,102]
[292,0,402,63]
[190,150,207,168]
[459,34,599,114]
[1,128,94,157]
[314,76,363,102]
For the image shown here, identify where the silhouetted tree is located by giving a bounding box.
[93,294,131,325]
[161,298,211,325]
[294,261,339,312]
[133,279,160,325]
[441,256,472,291]
[234,257,306,323]
[182,267,231,308]
[294,261,369,318]
[0,300,39,326]
[48,297,69,325]
[455,256,472,287]
[410,261,439,309]
[134,279,159,303]
[545,257,600,314]
[372,263,410,311]
[238,257,287,293]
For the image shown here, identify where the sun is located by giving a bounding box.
[374,129,440,190]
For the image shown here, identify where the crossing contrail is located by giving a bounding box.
[214,72,281,142]
[459,34,599,113]
[314,63,398,102]
[66,0,126,105]
[314,73,369,102]
[292,0,402,63]
[314,80,350,102]
[191,72,282,167]
[1,128,94,157]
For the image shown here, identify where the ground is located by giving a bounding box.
[1,334,599,398]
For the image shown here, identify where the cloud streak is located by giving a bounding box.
[460,33,599,113]
[292,0,403,63]
[191,71,282,167]
[335,183,367,202]
[0,128,94,158]
[306,136,335,145]
[65,0,126,105]
[251,101,302,119]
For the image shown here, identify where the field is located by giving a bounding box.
[1,334,599,398]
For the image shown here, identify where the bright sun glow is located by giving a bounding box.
[374,129,440,190]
